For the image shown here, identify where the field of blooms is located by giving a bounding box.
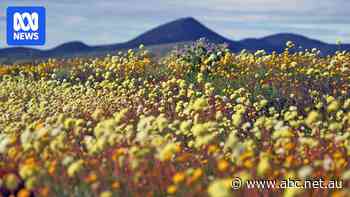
[1,39,350,197]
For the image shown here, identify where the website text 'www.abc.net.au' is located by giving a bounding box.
[231,177,344,190]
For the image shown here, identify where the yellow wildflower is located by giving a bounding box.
[100,191,113,197]
[4,173,20,191]
[305,111,320,126]
[67,159,84,177]
[167,185,177,194]
[208,179,232,197]
[327,101,339,113]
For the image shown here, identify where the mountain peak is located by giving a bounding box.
[173,17,201,25]
[127,17,231,46]
[53,41,89,50]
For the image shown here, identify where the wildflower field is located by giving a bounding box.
[1,39,350,197]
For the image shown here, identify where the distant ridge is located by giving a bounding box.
[0,17,349,63]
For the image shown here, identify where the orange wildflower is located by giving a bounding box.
[173,172,185,184]
[217,159,229,172]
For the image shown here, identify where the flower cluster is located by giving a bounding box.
[0,41,350,196]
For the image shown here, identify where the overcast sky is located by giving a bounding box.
[0,0,349,49]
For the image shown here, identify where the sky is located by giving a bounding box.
[0,0,349,49]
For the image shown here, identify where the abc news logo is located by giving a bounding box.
[7,7,46,46]
[13,12,39,40]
